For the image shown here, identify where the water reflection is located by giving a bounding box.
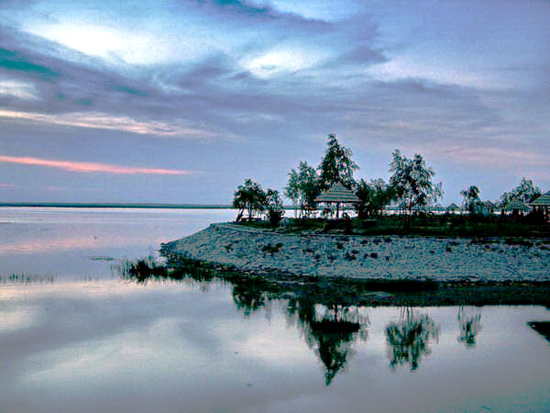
[287,301,369,385]
[458,306,482,347]
[212,271,370,384]
[385,307,439,371]
[232,277,268,316]
[528,321,550,344]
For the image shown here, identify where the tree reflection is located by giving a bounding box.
[386,307,439,371]
[457,306,482,348]
[215,272,371,385]
[123,254,456,382]
[231,277,268,316]
[286,299,369,385]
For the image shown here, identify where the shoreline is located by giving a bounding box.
[163,222,550,282]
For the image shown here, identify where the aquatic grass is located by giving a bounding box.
[116,256,168,283]
[2,273,55,284]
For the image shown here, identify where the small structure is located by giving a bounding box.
[472,201,497,216]
[315,182,360,219]
[530,191,550,221]
[446,203,461,214]
[505,198,530,218]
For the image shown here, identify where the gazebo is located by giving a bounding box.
[446,203,461,214]
[530,191,550,221]
[315,182,360,219]
[505,198,530,218]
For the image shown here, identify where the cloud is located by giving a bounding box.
[0,155,195,175]
[0,110,218,138]
[440,146,549,168]
[0,0,548,204]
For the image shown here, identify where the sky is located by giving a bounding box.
[0,0,549,205]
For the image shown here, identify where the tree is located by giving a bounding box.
[355,178,395,217]
[389,149,442,214]
[500,177,542,207]
[264,188,285,227]
[232,178,267,220]
[318,133,358,191]
[284,161,319,218]
[460,185,481,213]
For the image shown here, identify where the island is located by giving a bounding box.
[155,135,550,305]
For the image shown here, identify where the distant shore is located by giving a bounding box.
[0,202,233,209]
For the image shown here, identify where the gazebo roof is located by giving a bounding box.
[506,199,530,211]
[531,191,550,207]
[315,182,360,204]
[446,203,460,210]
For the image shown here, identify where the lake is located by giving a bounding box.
[1,207,549,412]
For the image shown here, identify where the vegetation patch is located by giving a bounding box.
[345,252,356,261]
[116,256,169,283]
[262,242,284,254]
[505,238,534,247]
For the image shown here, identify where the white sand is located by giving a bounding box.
[164,223,550,282]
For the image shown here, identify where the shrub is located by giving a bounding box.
[262,242,284,253]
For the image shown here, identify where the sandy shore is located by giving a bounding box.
[163,223,550,283]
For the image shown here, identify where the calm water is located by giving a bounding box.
[1,208,549,412]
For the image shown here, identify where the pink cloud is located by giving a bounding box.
[0,155,194,175]
[0,183,16,188]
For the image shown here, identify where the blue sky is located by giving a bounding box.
[1,0,549,205]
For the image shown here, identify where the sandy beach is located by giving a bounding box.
[163,223,550,283]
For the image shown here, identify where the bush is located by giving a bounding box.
[262,242,284,253]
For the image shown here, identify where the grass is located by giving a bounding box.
[239,214,550,238]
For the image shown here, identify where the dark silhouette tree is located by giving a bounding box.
[264,188,285,227]
[232,178,267,221]
[500,177,542,207]
[356,178,396,217]
[285,161,319,218]
[389,149,442,214]
[460,185,481,213]
[318,133,358,191]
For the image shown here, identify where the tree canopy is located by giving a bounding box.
[389,150,442,214]
[285,161,319,217]
[356,178,395,217]
[232,178,267,220]
[460,185,481,213]
[318,133,358,190]
[264,188,285,226]
[500,177,542,206]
